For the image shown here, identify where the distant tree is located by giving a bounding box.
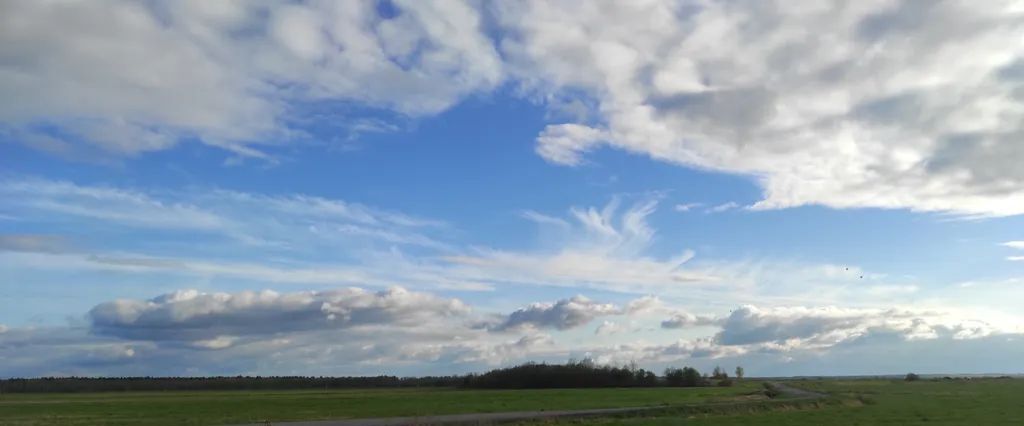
[634,369,657,386]
[681,367,703,387]
[735,366,745,380]
[711,365,728,380]
[642,370,657,386]
[905,373,921,382]
[664,368,685,386]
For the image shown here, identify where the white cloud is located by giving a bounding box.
[490,296,619,331]
[594,320,623,336]
[624,295,662,315]
[3,295,1022,377]
[0,1,501,157]
[1003,241,1024,249]
[0,178,225,232]
[714,305,1006,350]
[534,124,608,166]
[89,287,470,344]
[0,177,978,311]
[674,203,702,212]
[501,0,1024,217]
[0,177,448,251]
[519,210,571,228]
[588,338,747,366]
[7,2,1024,217]
[1,180,939,306]
[705,202,741,214]
[442,199,716,294]
[661,312,719,329]
[189,336,237,350]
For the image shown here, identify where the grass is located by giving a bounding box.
[8,379,1019,425]
[536,378,1024,425]
[0,382,759,425]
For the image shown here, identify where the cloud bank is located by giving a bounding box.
[1,278,1019,377]
[89,287,469,345]
[4,1,1024,216]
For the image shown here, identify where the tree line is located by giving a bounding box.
[0,375,464,393]
[0,361,745,393]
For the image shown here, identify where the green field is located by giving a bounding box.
[4,379,1022,425]
[552,378,1024,425]
[0,383,758,425]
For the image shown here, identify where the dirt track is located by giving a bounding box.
[766,381,828,399]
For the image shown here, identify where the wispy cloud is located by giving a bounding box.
[0,179,934,304]
[674,202,703,212]
[442,199,715,294]
[0,234,70,254]
[705,202,741,214]
[1002,241,1024,250]
[0,177,449,252]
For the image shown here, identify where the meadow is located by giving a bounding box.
[0,382,758,425]
[549,378,1024,425]
[3,378,1022,425]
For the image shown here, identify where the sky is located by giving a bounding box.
[2,0,1024,378]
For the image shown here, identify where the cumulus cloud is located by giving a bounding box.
[89,287,469,345]
[490,293,668,332]
[624,295,662,315]
[0,1,501,157]
[6,2,1024,216]
[589,338,746,366]
[490,296,619,331]
[660,312,719,329]
[594,320,623,336]
[714,305,1004,350]
[4,297,1023,377]
[500,0,1024,217]
[534,123,608,165]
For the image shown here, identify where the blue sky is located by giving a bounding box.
[2,0,1024,378]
